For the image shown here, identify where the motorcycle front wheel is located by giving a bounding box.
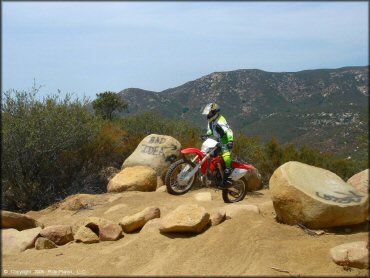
[222,178,247,203]
[165,159,197,195]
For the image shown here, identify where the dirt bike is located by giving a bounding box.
[165,137,257,203]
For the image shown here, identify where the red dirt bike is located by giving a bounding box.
[165,138,257,203]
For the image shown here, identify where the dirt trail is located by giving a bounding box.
[2,189,368,276]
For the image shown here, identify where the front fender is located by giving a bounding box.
[181,148,205,159]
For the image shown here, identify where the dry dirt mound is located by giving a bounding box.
[2,189,368,276]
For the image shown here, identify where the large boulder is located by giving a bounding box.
[107,166,157,192]
[244,169,263,191]
[39,225,74,245]
[270,161,369,229]
[159,204,210,234]
[2,227,42,255]
[122,134,181,177]
[119,206,160,233]
[2,210,44,231]
[330,241,369,269]
[347,169,369,195]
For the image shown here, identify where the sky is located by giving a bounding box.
[2,1,369,100]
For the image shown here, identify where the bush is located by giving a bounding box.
[2,88,103,211]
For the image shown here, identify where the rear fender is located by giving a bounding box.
[232,161,256,171]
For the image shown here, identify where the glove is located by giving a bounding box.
[200,135,209,141]
[227,142,234,149]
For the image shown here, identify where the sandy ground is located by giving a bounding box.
[2,188,369,277]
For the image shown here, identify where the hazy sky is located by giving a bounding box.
[3,1,369,99]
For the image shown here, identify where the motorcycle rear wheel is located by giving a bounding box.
[165,159,197,195]
[222,178,247,203]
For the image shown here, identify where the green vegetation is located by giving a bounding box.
[1,88,366,212]
[92,91,128,120]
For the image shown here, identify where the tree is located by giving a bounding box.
[92,91,128,120]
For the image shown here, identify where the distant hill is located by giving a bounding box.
[118,66,368,159]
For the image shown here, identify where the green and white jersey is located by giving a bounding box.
[206,115,234,144]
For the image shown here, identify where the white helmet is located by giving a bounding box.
[202,103,220,121]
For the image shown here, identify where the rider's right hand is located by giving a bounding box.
[200,135,208,141]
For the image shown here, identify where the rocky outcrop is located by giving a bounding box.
[2,227,42,255]
[223,204,260,219]
[159,204,210,233]
[330,241,369,269]
[2,210,44,231]
[270,161,369,229]
[122,134,181,177]
[35,237,58,250]
[119,207,160,233]
[107,166,157,192]
[39,225,74,245]
[347,169,369,195]
[244,169,262,191]
[74,226,99,244]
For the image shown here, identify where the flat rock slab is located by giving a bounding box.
[39,225,74,245]
[122,134,181,177]
[107,166,157,192]
[2,210,44,231]
[223,204,260,219]
[330,241,369,269]
[209,209,226,226]
[104,204,127,215]
[270,161,368,229]
[2,227,42,255]
[119,206,160,233]
[159,204,210,234]
[195,192,212,202]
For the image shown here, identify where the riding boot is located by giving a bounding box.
[221,168,233,188]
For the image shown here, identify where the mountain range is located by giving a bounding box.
[117,66,368,160]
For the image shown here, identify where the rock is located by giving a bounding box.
[159,204,210,233]
[74,226,99,244]
[156,186,167,192]
[347,169,369,195]
[330,241,369,269]
[59,194,95,211]
[209,209,226,226]
[99,223,123,241]
[141,218,161,234]
[35,237,58,250]
[2,210,44,231]
[39,225,74,245]
[122,134,181,176]
[107,166,157,192]
[224,204,260,219]
[104,204,127,215]
[195,192,212,202]
[244,169,262,191]
[119,206,160,233]
[73,217,114,235]
[270,161,369,229]
[2,227,42,255]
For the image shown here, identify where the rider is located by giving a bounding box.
[201,103,234,188]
